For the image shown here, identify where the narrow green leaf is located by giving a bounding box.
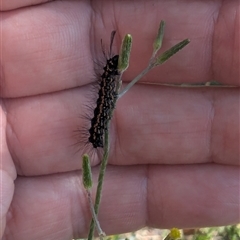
[155,39,190,65]
[82,154,93,189]
[153,20,165,52]
[118,34,132,72]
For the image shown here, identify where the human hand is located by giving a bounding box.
[1,1,239,239]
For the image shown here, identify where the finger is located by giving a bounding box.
[121,0,240,86]
[147,164,239,229]
[4,164,239,239]
[5,85,239,176]
[113,85,240,166]
[1,1,93,98]
[0,0,53,11]
[2,0,239,98]
[0,104,17,238]
[5,87,89,176]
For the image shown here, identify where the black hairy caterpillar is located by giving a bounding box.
[88,31,119,148]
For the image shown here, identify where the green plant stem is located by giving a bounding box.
[87,121,111,240]
[119,64,152,98]
[86,189,105,239]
